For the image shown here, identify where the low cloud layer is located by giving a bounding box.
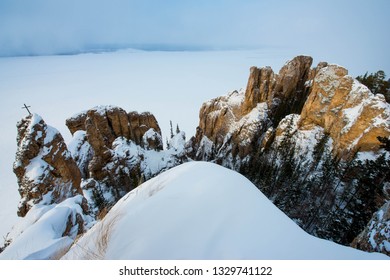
[0,0,389,73]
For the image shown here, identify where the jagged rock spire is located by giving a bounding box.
[13,113,83,217]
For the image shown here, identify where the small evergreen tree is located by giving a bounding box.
[166,137,170,149]
[378,136,390,151]
[356,70,390,102]
[176,124,180,134]
[169,120,174,139]
[0,234,11,253]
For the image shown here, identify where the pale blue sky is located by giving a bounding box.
[0,0,389,73]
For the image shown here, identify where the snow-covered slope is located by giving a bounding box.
[0,195,94,260]
[63,161,388,260]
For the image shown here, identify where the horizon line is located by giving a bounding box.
[0,43,280,58]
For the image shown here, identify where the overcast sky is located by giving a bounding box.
[0,0,389,73]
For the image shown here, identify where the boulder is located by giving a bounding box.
[351,201,390,256]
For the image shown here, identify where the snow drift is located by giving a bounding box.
[0,195,93,260]
[63,161,388,260]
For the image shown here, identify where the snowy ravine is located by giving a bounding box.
[62,162,388,260]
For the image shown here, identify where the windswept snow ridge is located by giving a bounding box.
[63,162,388,260]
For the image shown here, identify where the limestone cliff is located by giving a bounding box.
[299,64,390,157]
[13,113,83,217]
[243,55,313,125]
[191,55,390,251]
[192,89,269,165]
[192,56,316,166]
[193,56,390,164]
[66,106,162,149]
[67,106,163,184]
[66,105,185,214]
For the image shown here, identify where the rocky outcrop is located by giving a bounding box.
[193,89,269,164]
[66,106,162,148]
[190,55,390,254]
[66,105,182,214]
[351,200,390,256]
[243,55,313,124]
[192,55,313,165]
[299,64,390,158]
[193,55,390,164]
[8,106,186,257]
[67,130,93,178]
[242,66,275,114]
[128,111,162,148]
[67,105,162,180]
[13,114,83,217]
